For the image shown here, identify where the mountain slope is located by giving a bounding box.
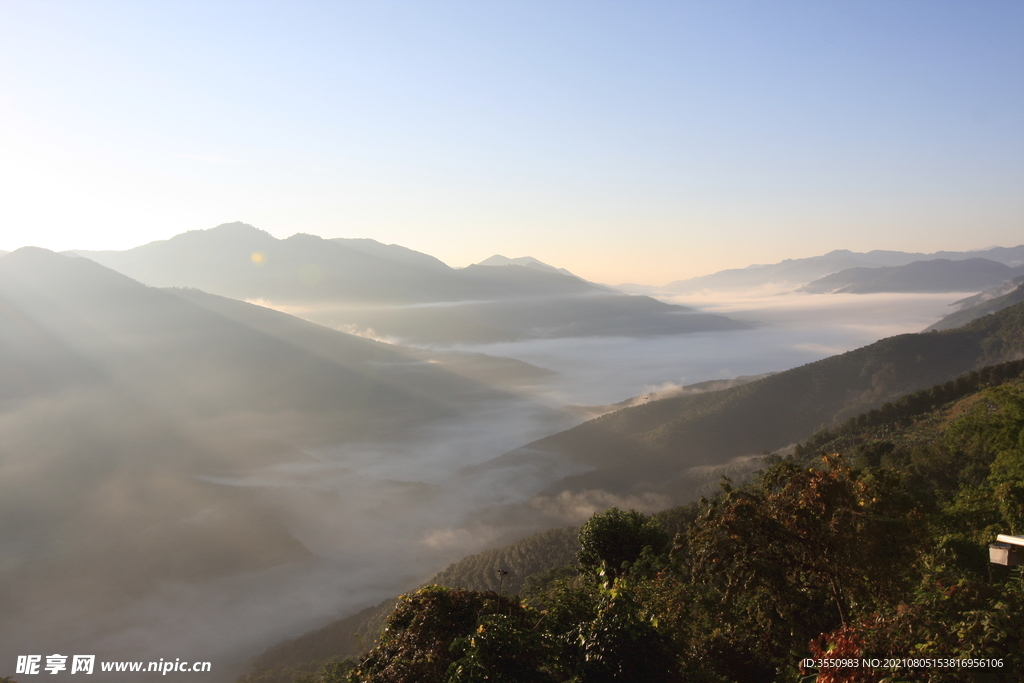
[497,301,1024,498]
[0,247,469,434]
[925,277,1024,332]
[793,357,1024,462]
[331,237,451,272]
[0,247,562,674]
[798,258,1024,294]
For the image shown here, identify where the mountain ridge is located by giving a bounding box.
[798,257,1024,294]
[69,222,751,344]
[475,254,576,278]
[653,245,1024,293]
[71,222,604,305]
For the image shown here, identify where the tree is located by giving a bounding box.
[447,613,556,683]
[569,579,680,683]
[345,587,552,683]
[577,508,668,580]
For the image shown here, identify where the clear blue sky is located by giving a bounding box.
[1,1,1021,284]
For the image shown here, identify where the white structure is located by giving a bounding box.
[989,534,1024,566]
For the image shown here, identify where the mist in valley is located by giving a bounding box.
[0,242,1011,680]
[434,290,970,405]
[0,241,975,682]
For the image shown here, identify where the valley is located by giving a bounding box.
[3,228,1023,681]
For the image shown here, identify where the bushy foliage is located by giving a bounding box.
[810,564,1024,683]
[344,587,546,683]
[577,507,668,579]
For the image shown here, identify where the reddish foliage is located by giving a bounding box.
[805,626,883,683]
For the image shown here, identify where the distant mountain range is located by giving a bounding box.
[620,245,1024,293]
[0,247,538,424]
[50,225,1024,309]
[73,222,598,305]
[70,222,750,344]
[798,257,1024,294]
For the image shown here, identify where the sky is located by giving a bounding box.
[0,0,1021,285]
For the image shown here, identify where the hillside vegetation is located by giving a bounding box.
[239,511,700,683]
[266,358,1024,683]
[236,320,1024,683]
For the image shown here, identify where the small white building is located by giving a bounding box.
[989,534,1024,566]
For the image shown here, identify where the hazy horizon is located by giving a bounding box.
[3,225,1022,291]
[2,1,1022,284]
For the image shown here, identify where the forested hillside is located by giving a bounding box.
[343,363,1024,682]
[239,358,1024,683]
[239,515,697,683]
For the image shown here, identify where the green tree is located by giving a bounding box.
[941,385,1024,543]
[447,613,556,683]
[569,579,680,683]
[577,508,668,580]
[345,587,552,683]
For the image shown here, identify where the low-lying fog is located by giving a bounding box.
[2,291,969,682]
[443,291,969,405]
